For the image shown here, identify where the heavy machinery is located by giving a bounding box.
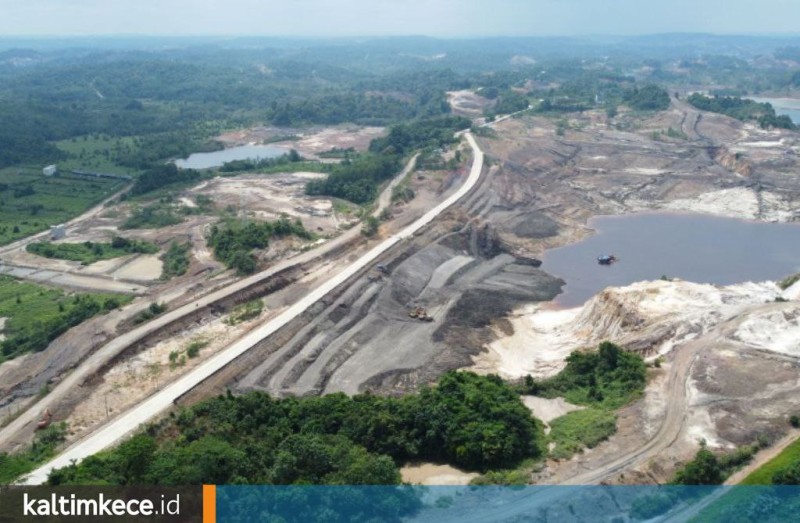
[408,306,434,322]
[597,254,618,265]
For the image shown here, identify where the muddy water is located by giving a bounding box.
[175,144,286,169]
[543,212,800,306]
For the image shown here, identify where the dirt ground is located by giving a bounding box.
[216,124,386,159]
[8,99,800,485]
[0,161,359,434]
[447,90,494,118]
[400,463,479,485]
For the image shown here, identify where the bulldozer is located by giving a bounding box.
[408,306,434,322]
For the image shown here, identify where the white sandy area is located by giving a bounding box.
[81,256,131,275]
[737,140,784,148]
[625,167,666,175]
[664,187,759,219]
[113,255,163,281]
[290,171,327,179]
[783,280,800,300]
[685,379,731,449]
[732,305,800,357]
[472,280,782,379]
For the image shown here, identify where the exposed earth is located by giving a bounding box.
[5,99,800,487]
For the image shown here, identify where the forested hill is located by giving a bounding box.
[47,372,545,486]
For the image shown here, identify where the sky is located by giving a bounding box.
[1,0,800,37]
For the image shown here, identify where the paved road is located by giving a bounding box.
[0,155,416,454]
[19,136,483,484]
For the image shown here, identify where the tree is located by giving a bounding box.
[672,445,723,485]
[361,216,380,237]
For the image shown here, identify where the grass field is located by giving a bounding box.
[55,135,141,176]
[740,435,800,485]
[548,408,617,460]
[0,275,133,362]
[0,168,125,245]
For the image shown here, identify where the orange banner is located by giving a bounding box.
[202,485,216,523]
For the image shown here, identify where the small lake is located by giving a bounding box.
[175,144,286,170]
[543,213,800,307]
[750,97,800,125]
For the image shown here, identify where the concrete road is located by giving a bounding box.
[18,136,483,484]
[0,155,416,453]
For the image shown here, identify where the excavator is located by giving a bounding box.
[408,306,434,322]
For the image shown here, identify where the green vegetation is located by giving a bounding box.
[160,242,191,280]
[130,164,202,196]
[547,409,617,460]
[470,459,538,486]
[0,423,67,484]
[185,338,209,359]
[740,434,800,485]
[121,204,184,230]
[305,153,401,204]
[623,85,671,111]
[391,184,416,204]
[778,272,800,290]
[652,127,689,141]
[218,149,303,173]
[522,342,647,409]
[46,372,544,485]
[306,116,469,204]
[26,236,158,265]
[484,89,530,119]
[361,216,380,237]
[133,302,168,325]
[207,216,313,275]
[0,170,124,246]
[0,276,130,362]
[673,440,766,485]
[55,134,143,176]
[688,94,796,130]
[518,342,647,459]
[225,299,264,325]
[369,116,471,156]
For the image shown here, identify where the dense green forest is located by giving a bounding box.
[2,35,798,178]
[688,94,796,129]
[45,371,544,485]
[305,154,401,204]
[306,116,470,204]
[207,216,313,274]
[520,341,647,409]
[129,164,202,196]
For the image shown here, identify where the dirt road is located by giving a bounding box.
[563,341,701,485]
[18,136,483,485]
[0,155,417,454]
